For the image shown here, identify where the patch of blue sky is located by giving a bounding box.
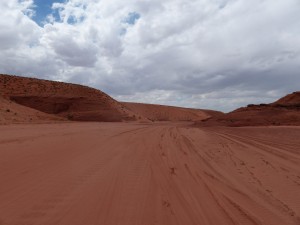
[32,0,65,26]
[123,12,140,25]
[120,12,141,35]
[67,15,85,25]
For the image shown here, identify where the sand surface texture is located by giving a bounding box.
[0,122,299,225]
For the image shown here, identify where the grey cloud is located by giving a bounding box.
[47,32,98,67]
[53,41,98,67]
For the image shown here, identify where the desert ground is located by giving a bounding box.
[1,74,300,225]
[0,122,300,225]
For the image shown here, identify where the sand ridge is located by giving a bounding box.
[122,102,218,122]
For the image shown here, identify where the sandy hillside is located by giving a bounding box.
[0,74,141,122]
[0,122,299,225]
[123,102,220,121]
[198,91,300,126]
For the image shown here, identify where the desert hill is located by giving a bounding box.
[123,102,221,122]
[0,74,139,122]
[198,92,300,126]
[1,74,299,126]
[0,74,217,123]
[272,91,300,107]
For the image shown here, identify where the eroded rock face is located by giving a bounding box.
[9,96,72,114]
[0,74,138,122]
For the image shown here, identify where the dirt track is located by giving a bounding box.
[0,123,300,225]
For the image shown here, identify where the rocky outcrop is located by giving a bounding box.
[197,92,300,127]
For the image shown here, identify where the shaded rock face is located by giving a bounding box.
[10,96,73,114]
[197,92,300,127]
[0,74,137,122]
[0,95,64,124]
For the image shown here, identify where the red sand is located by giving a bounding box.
[0,123,299,225]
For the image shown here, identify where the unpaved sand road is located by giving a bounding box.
[0,123,300,225]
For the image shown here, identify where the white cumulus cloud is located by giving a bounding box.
[0,0,300,111]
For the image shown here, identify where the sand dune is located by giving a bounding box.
[0,74,140,122]
[0,122,299,225]
[123,102,220,122]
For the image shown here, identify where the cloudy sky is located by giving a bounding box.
[0,0,299,112]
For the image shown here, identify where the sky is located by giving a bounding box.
[0,0,299,112]
[32,0,64,25]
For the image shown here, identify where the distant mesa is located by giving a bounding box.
[197,92,300,127]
